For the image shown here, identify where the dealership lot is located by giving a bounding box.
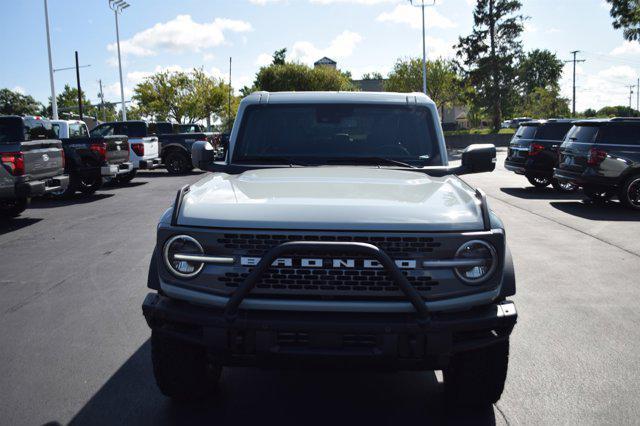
[1,150,639,425]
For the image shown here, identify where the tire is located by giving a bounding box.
[116,169,137,184]
[151,331,220,401]
[551,178,578,193]
[444,340,509,408]
[619,175,640,211]
[0,197,29,218]
[526,175,551,188]
[165,151,191,175]
[583,187,613,203]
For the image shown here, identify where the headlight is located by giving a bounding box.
[454,240,497,284]
[163,235,204,278]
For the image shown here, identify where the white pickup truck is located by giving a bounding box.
[90,120,161,182]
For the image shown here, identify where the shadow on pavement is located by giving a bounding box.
[500,187,582,201]
[29,194,115,209]
[0,217,42,235]
[550,201,640,221]
[67,340,496,426]
[135,170,205,179]
[101,181,148,190]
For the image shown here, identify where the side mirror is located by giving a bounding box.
[457,144,496,175]
[191,140,215,170]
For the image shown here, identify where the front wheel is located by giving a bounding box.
[552,178,578,193]
[0,197,29,218]
[151,331,220,401]
[619,175,640,211]
[526,175,551,188]
[444,340,510,408]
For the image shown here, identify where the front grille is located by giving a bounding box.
[217,233,441,257]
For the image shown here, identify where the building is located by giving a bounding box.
[314,57,337,69]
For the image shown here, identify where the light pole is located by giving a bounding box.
[109,0,130,121]
[409,0,436,95]
[43,0,58,119]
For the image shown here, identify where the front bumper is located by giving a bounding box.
[101,162,133,177]
[143,292,517,368]
[139,157,161,170]
[15,174,69,198]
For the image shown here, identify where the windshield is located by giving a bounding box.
[233,104,441,166]
[536,123,573,140]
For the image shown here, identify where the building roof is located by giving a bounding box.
[314,57,337,65]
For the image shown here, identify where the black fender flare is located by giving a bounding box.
[147,248,161,291]
[161,144,190,160]
[498,245,516,299]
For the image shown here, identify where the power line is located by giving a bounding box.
[564,50,586,117]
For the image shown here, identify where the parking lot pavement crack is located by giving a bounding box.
[488,194,640,259]
[4,278,67,315]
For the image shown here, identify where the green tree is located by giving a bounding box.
[456,0,525,130]
[272,48,287,65]
[520,87,570,118]
[606,0,640,41]
[254,62,354,91]
[518,49,564,93]
[361,72,384,80]
[582,108,598,118]
[385,58,465,120]
[0,88,43,115]
[597,105,639,117]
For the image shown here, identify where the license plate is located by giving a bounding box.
[564,156,575,166]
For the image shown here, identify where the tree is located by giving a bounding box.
[518,49,564,93]
[385,58,464,120]
[456,0,525,130]
[361,72,384,80]
[606,0,640,41]
[0,88,43,115]
[520,87,570,118]
[596,105,640,117]
[272,48,287,65]
[582,108,598,118]
[254,62,354,92]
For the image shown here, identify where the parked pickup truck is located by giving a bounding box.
[0,116,68,217]
[50,120,132,197]
[90,121,161,182]
[143,92,517,408]
[148,122,214,174]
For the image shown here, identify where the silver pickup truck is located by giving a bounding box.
[0,116,68,218]
[142,92,517,408]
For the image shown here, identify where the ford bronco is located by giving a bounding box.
[142,92,517,407]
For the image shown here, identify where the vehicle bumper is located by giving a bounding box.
[143,292,516,368]
[553,168,617,188]
[101,162,133,177]
[14,174,69,198]
[139,157,162,170]
[505,160,551,178]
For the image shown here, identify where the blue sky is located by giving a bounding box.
[2,0,640,112]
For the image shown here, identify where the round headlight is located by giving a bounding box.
[454,240,497,284]
[163,235,204,278]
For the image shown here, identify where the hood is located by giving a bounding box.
[178,167,484,231]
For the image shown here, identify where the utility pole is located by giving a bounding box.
[75,51,83,119]
[44,0,58,119]
[228,57,232,130]
[409,0,436,95]
[637,78,639,114]
[109,0,130,121]
[98,79,106,122]
[564,51,586,117]
[628,84,635,113]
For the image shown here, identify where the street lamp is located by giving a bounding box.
[408,0,436,95]
[43,0,58,119]
[108,0,130,121]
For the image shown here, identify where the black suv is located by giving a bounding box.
[554,118,640,209]
[505,119,576,191]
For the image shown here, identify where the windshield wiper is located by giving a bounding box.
[235,156,309,167]
[325,157,418,168]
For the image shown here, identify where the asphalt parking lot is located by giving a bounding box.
[1,149,639,425]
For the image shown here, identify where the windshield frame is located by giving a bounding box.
[231,103,442,167]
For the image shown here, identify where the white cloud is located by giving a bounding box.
[611,41,640,56]
[377,4,456,29]
[106,15,252,58]
[12,86,25,94]
[424,36,456,59]
[203,53,215,61]
[310,0,396,4]
[599,65,638,81]
[524,21,537,33]
[290,31,363,65]
[255,53,273,66]
[249,0,286,4]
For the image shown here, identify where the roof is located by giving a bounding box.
[314,56,337,65]
[242,91,436,107]
[520,118,575,126]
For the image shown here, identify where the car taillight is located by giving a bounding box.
[90,142,107,161]
[528,143,544,156]
[1,152,25,176]
[587,148,607,166]
[131,143,144,156]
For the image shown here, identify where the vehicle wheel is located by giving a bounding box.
[151,331,220,401]
[583,187,613,203]
[165,151,191,175]
[526,175,551,188]
[619,175,640,211]
[444,340,509,408]
[116,169,137,184]
[0,197,29,218]
[551,178,578,193]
